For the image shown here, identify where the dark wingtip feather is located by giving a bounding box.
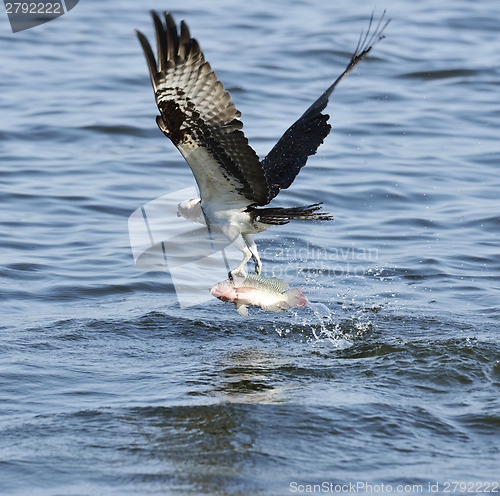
[151,11,167,72]
[164,11,178,60]
[135,29,158,90]
[179,21,190,59]
[164,11,176,32]
[352,10,390,66]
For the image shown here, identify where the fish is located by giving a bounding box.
[209,273,308,317]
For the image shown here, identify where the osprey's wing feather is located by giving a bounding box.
[136,11,270,206]
[262,12,389,200]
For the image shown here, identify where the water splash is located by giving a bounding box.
[306,302,354,349]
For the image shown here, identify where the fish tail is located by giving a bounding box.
[250,203,333,225]
[284,288,308,308]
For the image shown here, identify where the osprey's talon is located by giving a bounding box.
[254,260,262,275]
[230,266,247,279]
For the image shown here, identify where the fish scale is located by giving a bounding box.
[242,273,289,293]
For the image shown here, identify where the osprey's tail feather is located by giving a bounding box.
[250,203,333,226]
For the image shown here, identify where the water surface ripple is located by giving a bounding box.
[0,0,499,494]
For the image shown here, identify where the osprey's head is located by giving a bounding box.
[177,198,202,222]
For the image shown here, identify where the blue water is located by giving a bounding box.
[1,0,499,494]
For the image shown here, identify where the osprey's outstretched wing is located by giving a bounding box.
[262,12,390,200]
[136,11,270,206]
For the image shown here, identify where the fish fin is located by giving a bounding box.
[235,303,249,317]
[284,288,308,308]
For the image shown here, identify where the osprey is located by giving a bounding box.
[136,11,388,276]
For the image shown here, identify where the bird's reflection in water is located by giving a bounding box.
[124,348,292,492]
[210,347,292,403]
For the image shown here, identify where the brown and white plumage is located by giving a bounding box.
[136,11,388,275]
[136,11,269,207]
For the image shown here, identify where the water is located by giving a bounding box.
[1,0,499,494]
